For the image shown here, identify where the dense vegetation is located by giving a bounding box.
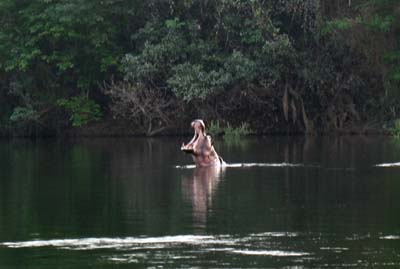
[0,0,399,136]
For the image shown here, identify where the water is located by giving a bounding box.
[0,136,399,268]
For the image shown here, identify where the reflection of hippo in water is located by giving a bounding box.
[181,166,224,229]
[181,119,225,167]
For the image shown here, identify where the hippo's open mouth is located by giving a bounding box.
[181,129,199,154]
[191,132,199,143]
[187,125,200,143]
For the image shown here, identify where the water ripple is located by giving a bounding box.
[380,235,400,240]
[0,233,309,258]
[175,163,306,169]
[374,162,400,167]
[3,233,399,267]
[230,250,309,256]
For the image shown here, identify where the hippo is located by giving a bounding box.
[181,119,225,167]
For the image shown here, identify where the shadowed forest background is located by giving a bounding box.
[1,0,400,136]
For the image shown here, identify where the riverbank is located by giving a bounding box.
[0,118,389,138]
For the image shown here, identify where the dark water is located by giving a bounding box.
[0,136,400,268]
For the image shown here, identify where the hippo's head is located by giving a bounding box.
[190,119,205,139]
[181,119,225,167]
[181,119,206,153]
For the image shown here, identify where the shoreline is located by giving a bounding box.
[0,128,390,138]
[0,119,391,138]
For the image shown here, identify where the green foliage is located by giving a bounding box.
[166,51,258,102]
[208,121,251,139]
[0,0,125,86]
[321,19,353,35]
[390,119,400,137]
[168,64,231,102]
[208,121,252,147]
[367,15,394,32]
[57,95,102,127]
[0,0,399,135]
[165,17,185,30]
[208,121,224,137]
[223,123,252,139]
[123,16,257,102]
[9,107,39,124]
[122,18,199,87]
[224,51,257,83]
[0,0,138,135]
[122,9,284,102]
[256,34,295,82]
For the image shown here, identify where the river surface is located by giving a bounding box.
[0,136,399,268]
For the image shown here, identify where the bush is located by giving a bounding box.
[391,119,400,137]
[208,121,224,137]
[9,107,39,124]
[207,121,251,139]
[167,63,231,102]
[103,81,179,136]
[223,123,252,139]
[57,95,102,127]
